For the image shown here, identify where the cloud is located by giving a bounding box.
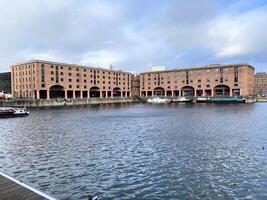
[0,0,267,72]
[207,5,267,59]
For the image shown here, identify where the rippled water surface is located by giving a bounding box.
[1,103,267,200]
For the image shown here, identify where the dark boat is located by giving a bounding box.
[0,107,30,118]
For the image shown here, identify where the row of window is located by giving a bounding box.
[16,84,35,90]
[144,78,231,85]
[14,64,35,71]
[50,71,129,81]
[50,65,128,76]
[49,77,129,86]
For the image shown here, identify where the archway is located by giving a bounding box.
[181,86,195,96]
[113,87,121,97]
[49,85,65,99]
[214,85,230,96]
[154,87,165,96]
[90,86,100,98]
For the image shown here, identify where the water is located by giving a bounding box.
[1,103,267,200]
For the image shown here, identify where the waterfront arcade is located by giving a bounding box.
[140,64,255,98]
[11,60,132,99]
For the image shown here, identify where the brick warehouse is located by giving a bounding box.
[140,64,254,97]
[11,60,132,99]
[11,61,255,99]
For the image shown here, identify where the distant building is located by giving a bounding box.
[150,66,166,72]
[0,72,11,94]
[11,60,132,99]
[255,72,267,96]
[140,64,254,97]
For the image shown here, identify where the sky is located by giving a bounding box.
[0,0,267,73]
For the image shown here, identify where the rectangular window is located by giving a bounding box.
[41,64,45,82]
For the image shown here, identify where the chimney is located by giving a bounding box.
[109,64,113,70]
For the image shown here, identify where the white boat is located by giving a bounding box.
[171,97,192,103]
[147,97,169,104]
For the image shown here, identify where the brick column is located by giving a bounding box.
[36,90,40,99]
[47,90,50,100]
[65,90,68,99]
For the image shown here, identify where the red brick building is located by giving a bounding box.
[255,72,267,96]
[11,60,132,99]
[140,64,254,97]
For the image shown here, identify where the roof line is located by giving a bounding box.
[11,59,131,74]
[140,64,254,74]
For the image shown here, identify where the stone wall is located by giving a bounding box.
[0,97,137,108]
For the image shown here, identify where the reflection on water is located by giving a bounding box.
[1,103,267,200]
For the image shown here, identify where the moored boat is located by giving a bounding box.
[171,97,193,103]
[147,97,170,104]
[208,97,246,103]
[0,107,30,118]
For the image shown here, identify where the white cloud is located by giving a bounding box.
[0,1,267,72]
[207,5,267,59]
[80,50,123,69]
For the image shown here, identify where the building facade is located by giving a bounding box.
[255,72,267,96]
[131,74,140,97]
[0,72,11,94]
[140,64,254,97]
[11,60,132,99]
